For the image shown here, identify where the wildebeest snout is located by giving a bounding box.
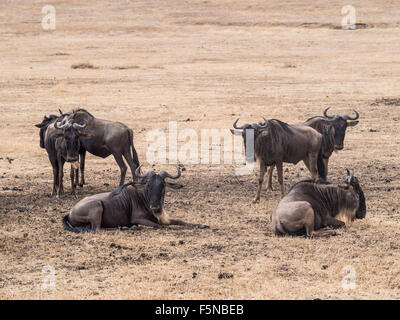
[335,144,344,151]
[66,156,79,162]
[150,205,162,214]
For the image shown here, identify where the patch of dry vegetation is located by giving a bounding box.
[71,62,97,69]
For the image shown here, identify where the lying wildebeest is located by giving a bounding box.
[35,114,87,198]
[59,109,140,186]
[271,169,366,237]
[231,118,334,202]
[62,166,209,232]
[253,107,359,191]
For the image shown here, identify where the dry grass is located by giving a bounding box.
[71,62,97,69]
[1,0,400,300]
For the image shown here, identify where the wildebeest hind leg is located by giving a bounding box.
[112,153,127,186]
[122,150,137,182]
[88,202,103,232]
[253,163,267,203]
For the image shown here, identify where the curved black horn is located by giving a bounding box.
[134,165,147,179]
[72,121,87,130]
[343,109,359,121]
[260,117,268,128]
[323,107,334,119]
[54,119,69,129]
[159,166,181,180]
[59,108,64,116]
[232,118,245,130]
[346,168,354,183]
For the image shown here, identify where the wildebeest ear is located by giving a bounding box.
[166,182,184,189]
[230,129,243,136]
[35,122,45,128]
[348,121,359,127]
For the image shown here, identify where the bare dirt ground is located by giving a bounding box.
[1,0,400,299]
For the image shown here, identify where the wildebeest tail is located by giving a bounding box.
[62,215,91,233]
[128,129,140,170]
[317,149,326,180]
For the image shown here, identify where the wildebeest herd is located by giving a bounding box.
[35,107,364,237]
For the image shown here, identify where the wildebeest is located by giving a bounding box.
[35,114,87,198]
[303,107,359,177]
[254,108,359,191]
[232,118,334,202]
[62,166,209,232]
[271,169,366,237]
[59,109,140,186]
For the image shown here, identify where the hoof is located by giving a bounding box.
[56,195,61,199]
[200,224,210,229]
[72,195,78,200]
[252,199,259,204]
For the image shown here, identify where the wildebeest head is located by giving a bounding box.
[341,169,366,219]
[35,114,59,148]
[134,166,183,214]
[321,123,336,158]
[53,119,90,162]
[230,118,268,154]
[322,107,359,150]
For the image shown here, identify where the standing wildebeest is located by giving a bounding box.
[272,169,366,237]
[62,166,209,232]
[35,114,87,198]
[303,107,359,177]
[231,118,333,202]
[60,109,140,186]
[259,107,359,189]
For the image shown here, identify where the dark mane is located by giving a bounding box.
[269,119,293,134]
[287,178,332,193]
[110,181,135,197]
[72,108,95,118]
[305,115,325,122]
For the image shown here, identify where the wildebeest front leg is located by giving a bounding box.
[133,218,163,229]
[74,167,79,188]
[276,162,285,197]
[166,219,209,229]
[50,157,58,196]
[79,150,86,187]
[253,163,267,203]
[323,157,329,178]
[308,152,318,180]
[70,166,77,199]
[57,158,65,198]
[325,215,345,229]
[302,206,337,237]
[266,165,274,191]
[113,153,127,186]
